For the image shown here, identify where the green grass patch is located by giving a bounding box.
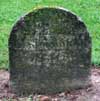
[0,0,100,69]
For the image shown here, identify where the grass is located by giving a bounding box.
[0,0,100,69]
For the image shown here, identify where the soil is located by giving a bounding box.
[0,67,100,101]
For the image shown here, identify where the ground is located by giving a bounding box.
[0,67,100,101]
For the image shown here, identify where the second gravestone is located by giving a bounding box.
[9,7,91,96]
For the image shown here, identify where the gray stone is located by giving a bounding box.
[9,7,91,96]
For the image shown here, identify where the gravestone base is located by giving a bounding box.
[11,79,91,96]
[10,70,91,96]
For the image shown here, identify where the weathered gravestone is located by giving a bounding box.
[9,7,91,96]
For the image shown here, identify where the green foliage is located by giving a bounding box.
[0,0,100,69]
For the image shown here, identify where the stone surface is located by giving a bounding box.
[9,7,91,96]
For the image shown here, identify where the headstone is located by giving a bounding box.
[9,7,91,96]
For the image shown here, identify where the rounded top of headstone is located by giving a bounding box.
[13,6,86,27]
[9,7,90,48]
